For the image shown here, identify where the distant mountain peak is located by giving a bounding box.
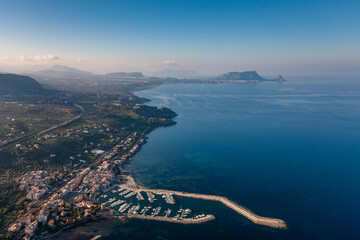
[31,65,94,80]
[47,64,93,75]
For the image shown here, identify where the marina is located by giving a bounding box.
[97,184,287,229]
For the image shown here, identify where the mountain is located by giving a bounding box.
[218,71,285,82]
[104,72,144,78]
[150,68,199,78]
[47,64,93,75]
[32,65,94,79]
[0,73,44,92]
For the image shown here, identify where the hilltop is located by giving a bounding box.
[218,71,285,82]
[0,73,44,92]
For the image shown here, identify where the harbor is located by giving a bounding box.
[99,186,210,222]
[97,180,287,229]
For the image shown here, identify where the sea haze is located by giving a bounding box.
[57,77,360,240]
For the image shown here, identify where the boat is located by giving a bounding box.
[165,208,171,217]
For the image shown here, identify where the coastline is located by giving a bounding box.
[128,86,287,228]
[51,84,287,239]
[47,216,126,239]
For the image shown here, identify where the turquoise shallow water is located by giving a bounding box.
[56,77,360,240]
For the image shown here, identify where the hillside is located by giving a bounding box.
[0,73,44,91]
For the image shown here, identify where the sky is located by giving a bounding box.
[0,0,359,76]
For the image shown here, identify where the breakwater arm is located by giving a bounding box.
[141,188,287,229]
[127,214,215,224]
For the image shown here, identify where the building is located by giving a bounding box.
[8,222,22,232]
[48,219,55,227]
[91,149,105,155]
[37,213,48,223]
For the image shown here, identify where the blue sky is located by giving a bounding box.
[0,0,359,76]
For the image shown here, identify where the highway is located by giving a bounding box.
[0,101,84,152]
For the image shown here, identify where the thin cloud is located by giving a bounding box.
[19,55,32,61]
[162,60,178,66]
[34,54,60,61]
[145,60,179,67]
[19,54,60,61]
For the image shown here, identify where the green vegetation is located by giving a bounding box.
[0,102,78,147]
[0,180,27,227]
[0,82,177,231]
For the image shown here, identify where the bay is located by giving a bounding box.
[56,77,360,240]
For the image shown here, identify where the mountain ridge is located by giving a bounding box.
[0,73,44,92]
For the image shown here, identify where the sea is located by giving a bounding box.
[55,77,360,240]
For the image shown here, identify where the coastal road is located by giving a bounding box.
[0,101,85,152]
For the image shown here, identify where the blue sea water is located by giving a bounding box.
[56,77,360,240]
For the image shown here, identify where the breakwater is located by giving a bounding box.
[148,188,287,229]
[126,214,215,224]
[117,185,287,229]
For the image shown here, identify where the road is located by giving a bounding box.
[0,101,85,152]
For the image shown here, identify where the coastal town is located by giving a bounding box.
[0,94,287,239]
[3,121,218,239]
[3,124,143,239]
[0,91,178,238]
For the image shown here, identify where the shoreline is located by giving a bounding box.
[129,86,287,229]
[103,86,287,229]
[47,216,126,239]
[51,85,287,239]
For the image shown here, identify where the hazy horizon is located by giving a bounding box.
[1,0,360,77]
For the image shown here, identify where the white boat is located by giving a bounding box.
[165,208,171,217]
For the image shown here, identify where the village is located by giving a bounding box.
[5,129,144,239]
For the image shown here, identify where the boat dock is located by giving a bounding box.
[136,192,144,201]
